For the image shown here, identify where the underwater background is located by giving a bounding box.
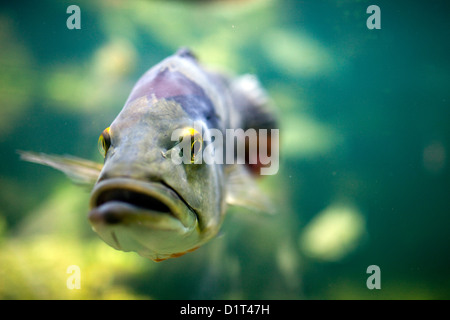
[0,0,449,299]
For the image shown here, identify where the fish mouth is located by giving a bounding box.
[89,178,198,230]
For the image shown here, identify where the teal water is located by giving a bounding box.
[0,0,449,299]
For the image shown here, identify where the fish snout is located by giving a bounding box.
[89,187,174,226]
[88,178,197,229]
[87,178,201,259]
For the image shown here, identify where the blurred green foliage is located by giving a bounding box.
[0,0,449,299]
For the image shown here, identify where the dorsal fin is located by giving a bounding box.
[231,74,278,131]
[176,47,198,61]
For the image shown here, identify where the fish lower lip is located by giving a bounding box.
[89,178,196,228]
[96,189,173,215]
[90,201,142,225]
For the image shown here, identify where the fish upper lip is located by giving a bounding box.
[89,177,198,228]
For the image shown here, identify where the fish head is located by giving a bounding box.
[89,96,225,261]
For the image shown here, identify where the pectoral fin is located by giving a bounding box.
[225,164,275,214]
[18,150,102,187]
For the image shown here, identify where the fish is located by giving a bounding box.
[19,48,278,262]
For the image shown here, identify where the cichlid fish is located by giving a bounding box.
[20,48,278,261]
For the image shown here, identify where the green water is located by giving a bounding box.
[0,0,449,299]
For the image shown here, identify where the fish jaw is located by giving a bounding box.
[88,178,203,260]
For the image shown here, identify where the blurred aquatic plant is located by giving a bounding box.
[0,182,151,299]
[0,235,151,299]
[44,38,137,114]
[299,202,366,261]
[123,0,277,70]
[261,28,335,78]
[281,114,342,159]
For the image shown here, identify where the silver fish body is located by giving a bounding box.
[20,49,277,261]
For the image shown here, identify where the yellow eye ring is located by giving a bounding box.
[98,127,111,157]
[179,127,203,164]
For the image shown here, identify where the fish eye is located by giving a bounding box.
[98,127,111,157]
[178,127,203,164]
